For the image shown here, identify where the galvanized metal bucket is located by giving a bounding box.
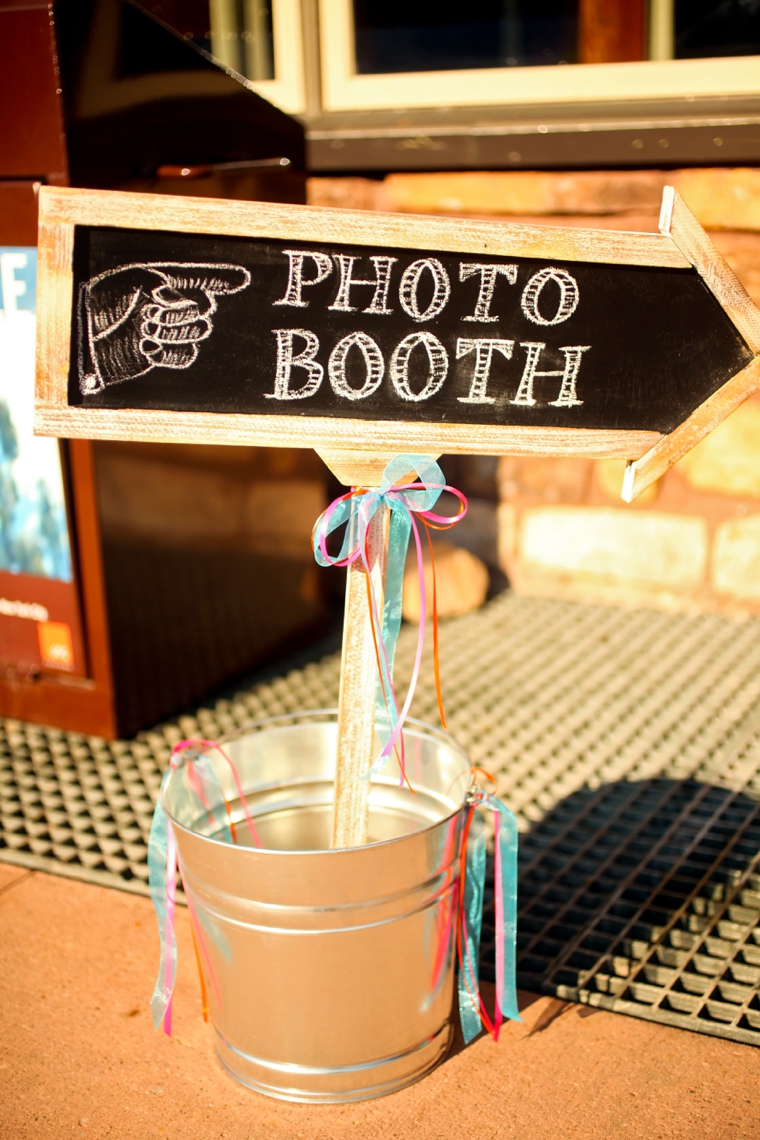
[162,711,470,1103]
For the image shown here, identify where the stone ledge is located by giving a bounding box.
[518,506,708,590]
[713,514,760,600]
[308,167,760,231]
[679,402,760,500]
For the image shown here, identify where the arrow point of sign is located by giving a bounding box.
[664,187,760,355]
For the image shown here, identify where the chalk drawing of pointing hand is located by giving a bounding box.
[78,262,251,393]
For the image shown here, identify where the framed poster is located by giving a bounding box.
[0,246,86,677]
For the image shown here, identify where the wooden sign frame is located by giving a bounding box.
[34,185,760,499]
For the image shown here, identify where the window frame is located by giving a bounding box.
[240,0,306,114]
[318,0,760,113]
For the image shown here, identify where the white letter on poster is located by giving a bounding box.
[459,263,518,322]
[399,258,451,322]
[328,255,397,314]
[267,329,323,399]
[521,267,579,325]
[512,342,589,407]
[328,332,385,399]
[273,251,333,307]
[0,252,27,318]
[456,338,514,404]
[390,332,448,401]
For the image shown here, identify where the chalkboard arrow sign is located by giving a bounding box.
[35,185,760,499]
[33,185,760,846]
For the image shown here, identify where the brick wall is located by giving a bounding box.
[497,398,760,614]
[308,168,760,612]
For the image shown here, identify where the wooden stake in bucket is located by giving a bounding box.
[314,451,467,849]
[328,475,390,849]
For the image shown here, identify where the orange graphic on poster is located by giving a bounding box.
[37,621,74,670]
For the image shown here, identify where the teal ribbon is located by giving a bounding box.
[312,454,465,775]
[147,745,248,1033]
[493,799,521,1026]
[458,792,521,1044]
[458,807,486,1044]
[147,778,177,1032]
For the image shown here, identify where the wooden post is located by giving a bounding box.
[317,450,424,849]
[331,506,389,848]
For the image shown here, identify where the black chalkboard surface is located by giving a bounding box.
[69,224,752,435]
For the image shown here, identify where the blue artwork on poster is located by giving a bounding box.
[0,247,72,581]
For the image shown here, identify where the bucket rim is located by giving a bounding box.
[215,708,462,751]
[162,709,472,856]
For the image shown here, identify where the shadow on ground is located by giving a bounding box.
[448,777,760,1056]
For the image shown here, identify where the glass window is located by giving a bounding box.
[675,0,760,58]
[129,0,305,114]
[209,0,275,81]
[135,0,275,81]
[118,1,211,75]
[352,0,579,74]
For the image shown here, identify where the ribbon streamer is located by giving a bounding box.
[148,738,260,1035]
[311,454,467,782]
[458,787,521,1044]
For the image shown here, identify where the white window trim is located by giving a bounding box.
[241,0,306,115]
[319,0,760,112]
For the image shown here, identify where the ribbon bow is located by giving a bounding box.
[312,454,467,782]
[458,780,521,1043]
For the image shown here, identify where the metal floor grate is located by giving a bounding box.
[2,593,760,1045]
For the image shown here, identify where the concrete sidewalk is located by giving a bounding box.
[1,863,758,1140]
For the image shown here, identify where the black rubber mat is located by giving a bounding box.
[2,593,760,1045]
[101,540,326,735]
